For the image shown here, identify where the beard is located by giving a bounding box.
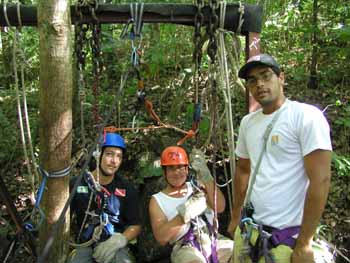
[99,164,115,177]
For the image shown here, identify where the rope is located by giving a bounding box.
[76,192,94,242]
[10,12,38,198]
[217,1,236,214]
[236,2,245,34]
[129,3,144,67]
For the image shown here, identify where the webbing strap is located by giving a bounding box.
[241,221,300,263]
[38,165,71,178]
[182,216,219,263]
[243,100,289,206]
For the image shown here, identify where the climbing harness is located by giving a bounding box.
[180,177,219,263]
[70,171,117,248]
[181,216,219,263]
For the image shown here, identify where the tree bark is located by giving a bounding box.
[308,0,318,89]
[37,0,72,262]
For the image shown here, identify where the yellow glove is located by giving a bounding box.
[177,191,207,223]
[93,233,128,263]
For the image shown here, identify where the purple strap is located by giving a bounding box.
[205,220,218,263]
[270,226,300,248]
[182,228,209,261]
[181,222,219,263]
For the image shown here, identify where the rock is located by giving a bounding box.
[137,176,172,263]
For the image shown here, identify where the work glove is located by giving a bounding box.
[93,233,128,263]
[177,191,207,223]
[190,148,213,184]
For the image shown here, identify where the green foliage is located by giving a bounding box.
[332,153,350,177]
[137,151,163,183]
[0,106,19,162]
[334,105,350,128]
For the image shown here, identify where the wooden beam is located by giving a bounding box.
[0,3,263,35]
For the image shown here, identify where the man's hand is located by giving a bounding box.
[190,149,213,184]
[93,233,128,263]
[291,242,314,263]
[227,209,241,238]
[177,191,207,223]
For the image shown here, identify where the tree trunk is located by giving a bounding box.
[308,0,318,89]
[37,0,72,262]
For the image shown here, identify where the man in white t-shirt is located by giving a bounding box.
[227,54,332,263]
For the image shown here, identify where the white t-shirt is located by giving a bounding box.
[236,99,332,229]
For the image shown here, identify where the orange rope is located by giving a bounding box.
[104,123,196,146]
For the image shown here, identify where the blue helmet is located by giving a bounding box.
[102,133,126,150]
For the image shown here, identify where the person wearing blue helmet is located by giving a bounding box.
[69,132,141,263]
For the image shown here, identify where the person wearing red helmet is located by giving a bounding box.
[149,146,233,263]
[69,132,141,263]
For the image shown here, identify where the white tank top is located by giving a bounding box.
[152,182,214,242]
[152,182,193,221]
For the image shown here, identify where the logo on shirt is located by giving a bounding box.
[271,135,279,145]
[77,186,88,193]
[114,188,126,197]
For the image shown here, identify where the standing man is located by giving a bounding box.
[227,54,332,263]
[149,146,233,263]
[70,132,141,263]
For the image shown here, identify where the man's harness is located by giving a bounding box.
[239,216,300,263]
[71,172,118,248]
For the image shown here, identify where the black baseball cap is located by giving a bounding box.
[238,54,281,79]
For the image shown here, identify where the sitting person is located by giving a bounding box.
[149,146,233,263]
[69,132,141,263]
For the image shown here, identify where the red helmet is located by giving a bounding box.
[160,146,189,166]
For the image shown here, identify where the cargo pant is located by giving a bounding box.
[171,233,234,263]
[68,246,135,263]
[233,227,334,263]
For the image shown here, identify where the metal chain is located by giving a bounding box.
[90,7,103,128]
[207,0,219,64]
[75,1,89,147]
[193,0,204,104]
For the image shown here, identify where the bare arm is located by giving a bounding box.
[149,196,187,246]
[293,149,331,258]
[122,225,142,242]
[227,157,250,235]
